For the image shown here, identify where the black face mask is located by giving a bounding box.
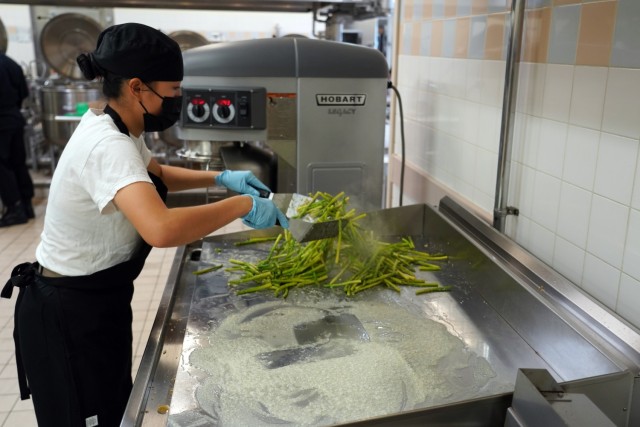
[139,83,182,132]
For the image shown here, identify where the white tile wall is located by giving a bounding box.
[395,54,640,329]
[473,189,496,216]
[552,237,585,286]
[594,132,638,205]
[587,195,629,269]
[542,64,574,122]
[517,165,537,220]
[582,253,621,311]
[516,62,546,116]
[522,116,542,169]
[396,56,422,121]
[475,149,499,201]
[460,140,478,187]
[618,274,640,328]
[417,88,435,126]
[602,68,640,139]
[563,126,600,191]
[444,58,468,99]
[623,208,640,282]
[633,149,640,210]
[511,112,526,162]
[466,60,484,103]
[537,119,567,177]
[477,106,502,152]
[436,95,455,135]
[506,163,523,223]
[513,215,532,249]
[556,182,592,248]
[481,60,506,107]
[569,66,608,130]
[530,171,562,232]
[418,56,432,91]
[461,100,481,144]
[430,56,445,93]
[528,220,556,265]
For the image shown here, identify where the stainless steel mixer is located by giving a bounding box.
[176,37,389,210]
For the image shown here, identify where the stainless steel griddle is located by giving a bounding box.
[122,198,640,426]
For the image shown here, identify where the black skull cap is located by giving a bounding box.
[89,23,183,82]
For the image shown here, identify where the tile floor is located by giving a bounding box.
[0,191,247,426]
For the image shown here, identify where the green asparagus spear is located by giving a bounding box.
[225,191,451,298]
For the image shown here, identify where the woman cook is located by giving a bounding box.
[1,22,287,427]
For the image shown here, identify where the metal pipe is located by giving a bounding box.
[493,0,525,231]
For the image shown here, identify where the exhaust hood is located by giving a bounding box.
[9,0,376,12]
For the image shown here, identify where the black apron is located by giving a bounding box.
[1,105,167,427]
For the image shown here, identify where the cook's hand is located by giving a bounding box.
[242,195,289,229]
[215,170,270,197]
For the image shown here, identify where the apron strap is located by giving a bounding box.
[103,104,168,203]
[1,262,36,299]
[1,262,37,400]
[15,286,30,400]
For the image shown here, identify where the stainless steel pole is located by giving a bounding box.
[493,0,526,231]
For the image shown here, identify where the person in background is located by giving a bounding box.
[377,23,387,58]
[0,51,34,227]
[1,23,287,427]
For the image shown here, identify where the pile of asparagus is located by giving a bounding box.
[226,192,450,298]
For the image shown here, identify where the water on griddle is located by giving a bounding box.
[187,294,507,427]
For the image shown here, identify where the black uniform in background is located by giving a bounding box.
[0,52,34,227]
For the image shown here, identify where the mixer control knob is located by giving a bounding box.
[218,106,231,118]
[212,100,235,124]
[187,98,210,123]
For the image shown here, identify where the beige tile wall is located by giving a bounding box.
[485,13,506,60]
[399,0,621,65]
[455,17,470,58]
[523,8,551,63]
[575,1,617,66]
[472,1,489,15]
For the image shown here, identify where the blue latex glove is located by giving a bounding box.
[215,170,270,197]
[242,195,289,229]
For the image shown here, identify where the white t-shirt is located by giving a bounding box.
[35,108,154,276]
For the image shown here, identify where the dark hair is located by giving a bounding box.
[77,52,97,80]
[101,75,129,99]
[77,52,128,99]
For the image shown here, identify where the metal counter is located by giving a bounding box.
[122,197,640,426]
